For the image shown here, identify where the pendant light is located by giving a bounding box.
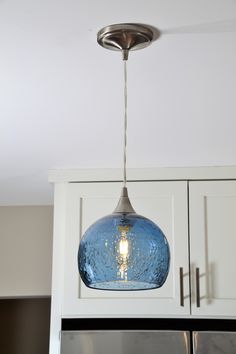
[78,23,170,290]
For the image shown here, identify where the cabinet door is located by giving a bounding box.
[189,181,236,316]
[62,181,189,317]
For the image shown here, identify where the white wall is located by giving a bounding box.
[0,206,53,297]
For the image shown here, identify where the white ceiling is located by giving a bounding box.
[0,0,236,204]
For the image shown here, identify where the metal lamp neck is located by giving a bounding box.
[113,187,135,214]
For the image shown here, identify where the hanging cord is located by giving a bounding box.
[123,59,128,187]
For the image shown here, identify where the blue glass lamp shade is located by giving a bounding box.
[78,188,170,291]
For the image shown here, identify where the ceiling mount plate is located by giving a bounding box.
[97,23,154,55]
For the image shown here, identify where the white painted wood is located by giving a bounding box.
[189,181,236,316]
[62,181,189,316]
[49,184,68,354]
[49,171,236,354]
[49,166,236,183]
[0,206,53,297]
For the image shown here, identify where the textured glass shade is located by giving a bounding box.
[78,212,170,290]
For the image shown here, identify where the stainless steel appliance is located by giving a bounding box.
[60,330,236,354]
[61,330,190,354]
[193,331,236,354]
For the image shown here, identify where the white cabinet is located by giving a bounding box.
[62,181,189,317]
[49,168,236,354]
[189,181,236,316]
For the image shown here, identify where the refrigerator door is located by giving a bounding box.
[61,330,190,354]
[193,331,236,354]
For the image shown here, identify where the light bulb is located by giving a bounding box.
[119,237,129,256]
[117,225,130,281]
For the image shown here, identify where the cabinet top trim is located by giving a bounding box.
[49,166,236,183]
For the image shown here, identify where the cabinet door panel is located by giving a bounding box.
[189,181,236,316]
[63,181,189,316]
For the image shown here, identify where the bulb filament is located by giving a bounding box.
[117,225,130,280]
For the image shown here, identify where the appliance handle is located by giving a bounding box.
[179,267,184,307]
[196,267,200,307]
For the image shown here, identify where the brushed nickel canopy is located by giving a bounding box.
[97,23,154,60]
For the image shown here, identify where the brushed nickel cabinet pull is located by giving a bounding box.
[179,267,184,307]
[196,267,200,307]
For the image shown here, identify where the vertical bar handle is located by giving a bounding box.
[196,267,200,307]
[179,267,184,307]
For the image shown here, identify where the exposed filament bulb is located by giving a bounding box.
[117,225,130,281]
[119,237,129,256]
